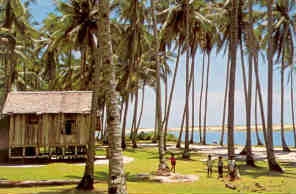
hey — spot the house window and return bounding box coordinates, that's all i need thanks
[27,115,38,124]
[65,120,75,135]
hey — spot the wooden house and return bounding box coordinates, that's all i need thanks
[0,117,9,162]
[2,91,93,159]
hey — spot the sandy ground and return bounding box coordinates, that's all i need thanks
[137,143,296,162]
[0,156,134,168]
[1,144,295,168]
[75,156,134,166]
[136,124,295,132]
[167,144,296,162]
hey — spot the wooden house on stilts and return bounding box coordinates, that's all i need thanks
[1,91,94,160]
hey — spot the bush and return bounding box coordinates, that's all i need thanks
[166,133,177,141]
[137,131,153,140]
[125,131,177,142]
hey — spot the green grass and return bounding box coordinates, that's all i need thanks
[0,146,296,194]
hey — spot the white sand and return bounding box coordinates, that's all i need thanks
[75,156,134,166]
[167,144,296,162]
[0,156,134,168]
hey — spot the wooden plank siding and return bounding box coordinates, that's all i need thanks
[9,114,90,148]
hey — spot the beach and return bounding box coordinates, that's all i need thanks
[137,124,295,133]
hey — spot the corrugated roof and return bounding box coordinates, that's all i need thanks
[2,91,93,114]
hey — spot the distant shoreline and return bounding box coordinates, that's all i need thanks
[136,124,295,133]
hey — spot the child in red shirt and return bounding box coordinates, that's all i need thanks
[170,153,176,173]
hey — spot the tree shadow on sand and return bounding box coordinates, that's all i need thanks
[238,163,296,179]
[66,171,155,183]
[35,188,106,194]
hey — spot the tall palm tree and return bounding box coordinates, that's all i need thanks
[162,44,181,150]
[121,95,129,150]
[254,83,263,146]
[243,0,256,166]
[220,56,230,146]
[97,0,127,192]
[266,0,283,172]
[200,23,217,145]
[202,52,210,145]
[150,0,167,170]
[0,0,38,109]
[227,0,239,159]
[271,0,295,152]
[198,53,205,143]
[290,71,296,148]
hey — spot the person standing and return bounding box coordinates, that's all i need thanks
[228,155,236,181]
[170,153,176,173]
[207,155,213,177]
[218,156,224,178]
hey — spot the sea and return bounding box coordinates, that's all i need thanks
[169,130,296,146]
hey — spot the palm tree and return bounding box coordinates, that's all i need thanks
[271,0,295,152]
[182,0,193,159]
[220,56,230,146]
[202,52,210,145]
[266,0,283,172]
[50,0,99,90]
[227,0,239,159]
[97,0,127,192]
[121,95,129,149]
[190,54,195,144]
[200,23,217,145]
[150,0,167,170]
[0,0,38,109]
[254,83,263,146]
[162,44,181,150]
[290,71,296,148]
[198,53,205,143]
[243,0,256,166]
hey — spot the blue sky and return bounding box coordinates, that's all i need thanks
[27,0,294,129]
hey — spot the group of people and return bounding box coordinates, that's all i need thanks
[169,153,240,181]
[207,155,240,180]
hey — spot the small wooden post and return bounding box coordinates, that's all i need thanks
[62,146,65,159]
[36,147,39,158]
[74,145,78,159]
[8,148,11,158]
[22,147,25,157]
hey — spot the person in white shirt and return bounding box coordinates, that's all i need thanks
[228,155,236,181]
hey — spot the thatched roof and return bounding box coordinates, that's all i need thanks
[2,91,93,114]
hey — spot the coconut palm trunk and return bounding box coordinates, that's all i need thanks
[244,0,255,166]
[97,0,128,192]
[77,89,97,190]
[220,56,230,146]
[131,91,139,147]
[290,72,296,148]
[150,0,167,170]
[183,49,191,158]
[280,54,290,152]
[176,107,186,148]
[177,51,195,154]
[227,0,239,159]
[254,83,263,146]
[199,53,205,143]
[202,53,211,145]
[182,59,196,155]
[245,53,255,166]
[133,84,146,148]
[121,95,129,149]
[239,41,248,155]
[163,45,181,150]
[266,0,283,172]
[190,54,196,144]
